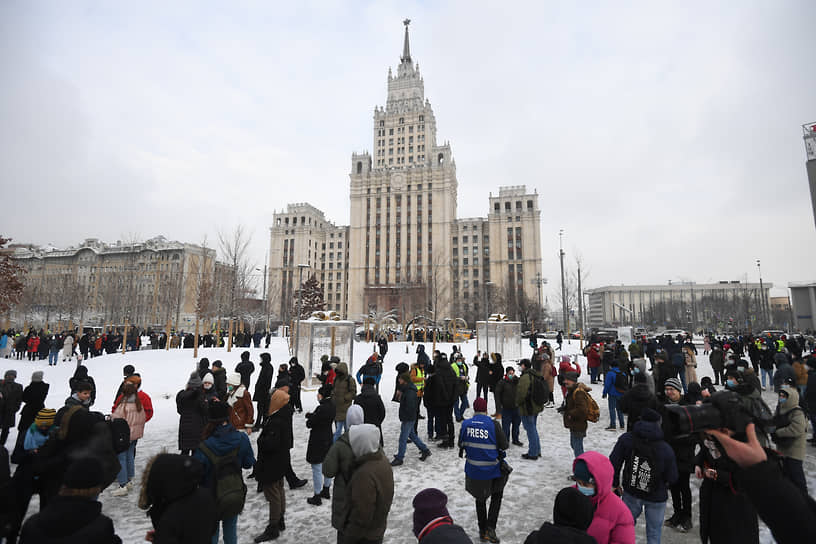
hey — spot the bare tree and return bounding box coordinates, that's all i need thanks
[0,236,25,315]
[218,226,254,319]
[427,250,452,330]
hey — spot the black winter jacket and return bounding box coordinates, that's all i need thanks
[354,384,386,427]
[424,364,458,409]
[19,495,122,543]
[494,375,519,412]
[609,419,678,503]
[619,384,659,432]
[254,409,292,484]
[419,521,472,543]
[398,382,419,422]
[175,387,208,451]
[235,354,255,389]
[306,398,336,464]
[18,381,49,431]
[524,523,597,544]
[253,360,274,403]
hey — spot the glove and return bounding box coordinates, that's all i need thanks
[602,394,607,399]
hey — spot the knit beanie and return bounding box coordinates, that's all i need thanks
[35,408,56,427]
[4,370,16,380]
[641,408,661,423]
[202,372,214,384]
[573,459,594,484]
[412,488,451,538]
[31,370,44,383]
[553,487,594,530]
[473,397,488,413]
[664,377,683,393]
[63,457,104,490]
[226,372,242,386]
[187,371,202,389]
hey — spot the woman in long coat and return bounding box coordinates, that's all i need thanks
[305,386,336,505]
[176,372,208,455]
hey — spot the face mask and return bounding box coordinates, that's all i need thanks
[779,397,787,404]
[577,484,595,497]
[204,383,212,389]
[726,379,737,389]
[633,367,640,374]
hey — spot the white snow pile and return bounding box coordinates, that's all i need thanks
[2,338,812,543]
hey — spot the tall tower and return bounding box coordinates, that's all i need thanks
[804,122,816,231]
[348,20,458,320]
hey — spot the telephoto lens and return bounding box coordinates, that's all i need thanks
[663,390,774,439]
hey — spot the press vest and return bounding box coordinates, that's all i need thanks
[412,366,425,393]
[461,414,501,480]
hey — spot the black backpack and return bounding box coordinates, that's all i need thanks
[623,437,659,498]
[108,418,131,454]
[199,444,247,520]
[614,371,629,394]
[528,373,549,407]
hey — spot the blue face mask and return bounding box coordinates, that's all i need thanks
[633,367,640,374]
[779,396,787,404]
[577,484,595,497]
[726,379,737,389]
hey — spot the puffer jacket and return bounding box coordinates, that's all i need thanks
[111,396,147,441]
[563,383,593,434]
[772,386,808,461]
[19,495,122,544]
[332,363,357,421]
[494,374,519,412]
[574,451,635,544]
[323,431,355,530]
[619,384,659,432]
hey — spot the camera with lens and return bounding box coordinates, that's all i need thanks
[663,389,774,439]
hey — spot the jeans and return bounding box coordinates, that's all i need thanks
[211,515,237,544]
[333,420,347,442]
[117,440,137,486]
[760,368,773,388]
[623,492,667,544]
[454,393,469,420]
[501,408,520,443]
[396,420,428,459]
[569,431,584,458]
[589,366,600,383]
[48,351,58,365]
[521,414,540,457]
[607,396,624,428]
[311,463,332,495]
[426,407,437,439]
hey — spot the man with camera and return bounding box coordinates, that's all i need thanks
[660,378,695,533]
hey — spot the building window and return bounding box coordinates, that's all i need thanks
[527,200,533,209]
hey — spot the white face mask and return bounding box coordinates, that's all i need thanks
[203,383,212,389]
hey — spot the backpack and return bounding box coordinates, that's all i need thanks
[108,418,131,454]
[528,373,549,407]
[614,371,629,394]
[582,389,600,423]
[199,444,247,520]
[623,436,659,499]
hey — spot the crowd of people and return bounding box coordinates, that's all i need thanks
[0,331,815,543]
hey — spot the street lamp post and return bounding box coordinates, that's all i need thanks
[756,260,766,326]
[256,263,268,332]
[483,281,493,355]
[559,229,567,333]
[294,263,310,356]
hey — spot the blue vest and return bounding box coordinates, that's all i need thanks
[460,414,501,480]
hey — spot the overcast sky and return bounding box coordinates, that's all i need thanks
[2,1,815,300]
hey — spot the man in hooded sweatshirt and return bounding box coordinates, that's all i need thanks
[771,385,808,495]
[572,452,635,544]
[253,353,275,430]
[235,351,255,390]
[323,404,366,543]
[610,408,678,544]
[332,362,357,442]
[524,486,597,544]
[343,423,394,544]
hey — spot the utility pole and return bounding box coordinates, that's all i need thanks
[559,229,567,333]
[577,261,584,348]
[756,260,766,327]
[483,281,493,354]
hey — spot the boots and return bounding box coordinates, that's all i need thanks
[278,515,285,532]
[306,494,322,506]
[320,486,331,499]
[253,525,280,543]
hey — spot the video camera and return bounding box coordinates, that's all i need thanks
[663,389,774,439]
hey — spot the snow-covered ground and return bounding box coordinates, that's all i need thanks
[3,338,813,543]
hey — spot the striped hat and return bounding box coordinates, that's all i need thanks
[664,377,683,393]
[35,408,56,427]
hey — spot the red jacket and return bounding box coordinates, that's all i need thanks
[586,346,601,369]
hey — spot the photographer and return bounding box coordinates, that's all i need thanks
[660,378,696,533]
[706,424,816,544]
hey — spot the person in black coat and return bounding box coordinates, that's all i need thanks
[619,373,660,432]
[354,377,386,432]
[137,453,217,544]
[196,358,211,380]
[0,370,23,446]
[254,389,293,542]
[14,371,49,453]
[176,372,208,456]
[660,378,697,532]
[288,357,306,413]
[253,353,275,429]
[524,487,597,544]
[20,457,122,543]
[474,351,491,400]
[69,366,96,407]
[425,354,458,448]
[305,386,336,506]
[211,361,228,401]
[235,351,255,390]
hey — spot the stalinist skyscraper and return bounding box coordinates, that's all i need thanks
[269,21,542,324]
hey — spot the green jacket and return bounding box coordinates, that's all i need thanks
[323,431,355,530]
[516,368,544,416]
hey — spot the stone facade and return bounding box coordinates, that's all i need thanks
[268,22,542,323]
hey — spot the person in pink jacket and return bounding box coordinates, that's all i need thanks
[572,451,635,544]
